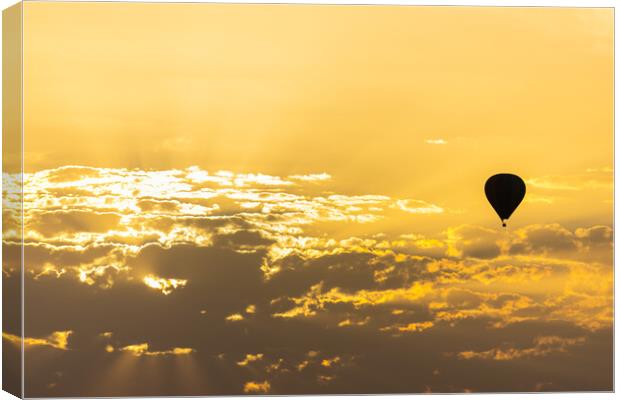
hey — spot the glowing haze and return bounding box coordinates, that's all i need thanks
[2,2,612,396]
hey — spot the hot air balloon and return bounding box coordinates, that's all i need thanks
[484,173,526,227]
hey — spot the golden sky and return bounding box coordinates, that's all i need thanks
[22,3,613,231]
[3,2,614,396]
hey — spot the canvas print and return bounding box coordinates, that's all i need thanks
[2,2,614,397]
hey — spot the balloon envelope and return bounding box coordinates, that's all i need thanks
[484,173,526,227]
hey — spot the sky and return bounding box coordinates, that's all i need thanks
[1,2,613,396]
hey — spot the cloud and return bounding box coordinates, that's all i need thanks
[243,380,271,393]
[119,343,195,356]
[20,166,447,253]
[11,166,613,395]
[320,356,341,367]
[575,225,613,248]
[456,335,586,361]
[396,199,444,214]
[44,166,102,183]
[143,275,188,295]
[288,173,331,182]
[272,280,435,320]
[237,353,264,366]
[509,224,577,255]
[136,199,181,214]
[508,224,612,263]
[225,314,245,322]
[3,331,72,350]
[395,321,434,332]
[27,210,122,237]
[425,139,447,145]
[337,317,369,327]
[445,225,501,259]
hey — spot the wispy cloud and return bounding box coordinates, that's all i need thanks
[425,139,447,145]
[396,199,444,214]
[3,331,73,350]
[119,343,195,356]
[455,336,586,361]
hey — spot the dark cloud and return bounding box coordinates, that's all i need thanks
[20,237,613,396]
[446,225,501,259]
[576,225,613,245]
[509,224,578,255]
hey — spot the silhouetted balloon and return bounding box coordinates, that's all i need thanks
[484,173,526,227]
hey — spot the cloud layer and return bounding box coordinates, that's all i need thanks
[2,166,612,396]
